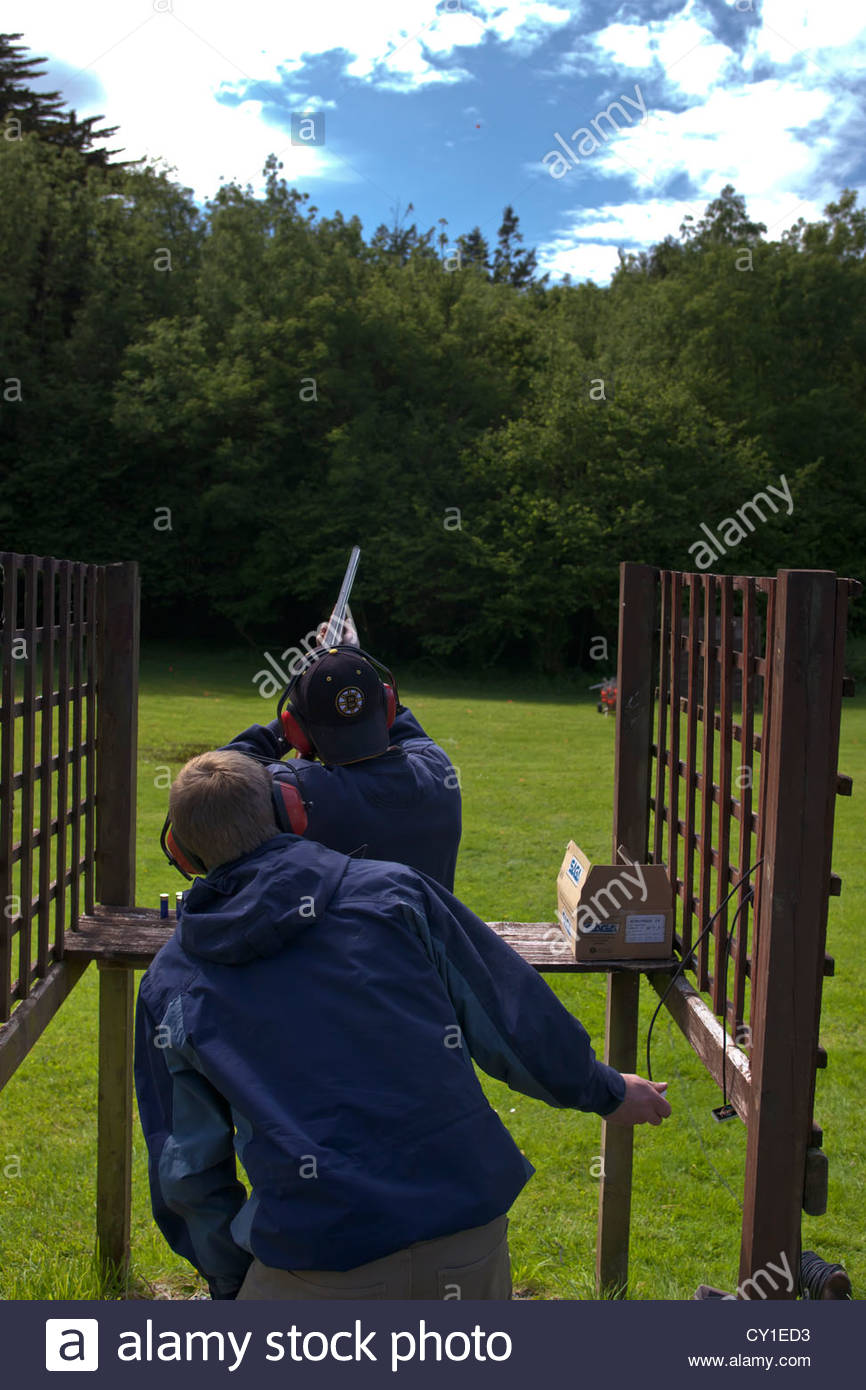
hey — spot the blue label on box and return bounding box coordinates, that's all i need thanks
[581,921,618,935]
[567,857,583,885]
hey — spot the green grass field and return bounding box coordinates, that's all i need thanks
[0,642,863,1300]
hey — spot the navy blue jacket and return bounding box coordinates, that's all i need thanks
[221,706,461,890]
[134,836,626,1296]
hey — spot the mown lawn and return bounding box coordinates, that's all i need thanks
[0,642,863,1300]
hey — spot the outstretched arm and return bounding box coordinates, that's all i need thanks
[402,876,627,1116]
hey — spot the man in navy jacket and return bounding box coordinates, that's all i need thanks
[135,751,670,1301]
[223,643,461,890]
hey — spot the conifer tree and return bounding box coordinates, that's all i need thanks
[0,32,124,166]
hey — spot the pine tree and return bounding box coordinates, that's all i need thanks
[679,184,766,247]
[455,225,491,273]
[0,32,124,166]
[490,205,548,288]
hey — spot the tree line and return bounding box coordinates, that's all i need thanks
[1,33,863,672]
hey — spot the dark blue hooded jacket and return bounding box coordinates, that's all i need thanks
[221,706,461,889]
[134,835,625,1297]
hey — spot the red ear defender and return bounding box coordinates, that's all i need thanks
[271,780,308,836]
[161,817,207,879]
[168,830,204,878]
[383,683,396,727]
[281,707,314,758]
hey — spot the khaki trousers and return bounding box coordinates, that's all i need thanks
[236,1215,511,1300]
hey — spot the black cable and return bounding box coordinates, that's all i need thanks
[718,889,753,1108]
[646,857,764,1081]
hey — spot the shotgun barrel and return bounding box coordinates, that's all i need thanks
[322,546,361,647]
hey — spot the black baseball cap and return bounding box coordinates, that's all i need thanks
[291,647,390,765]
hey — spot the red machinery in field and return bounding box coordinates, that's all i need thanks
[592,679,617,715]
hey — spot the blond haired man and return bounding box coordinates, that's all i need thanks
[135,751,670,1300]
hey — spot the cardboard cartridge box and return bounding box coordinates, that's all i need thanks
[556,841,674,961]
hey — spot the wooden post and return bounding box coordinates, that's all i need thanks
[96,963,135,1279]
[596,971,640,1295]
[95,562,139,907]
[94,562,140,1276]
[596,563,657,1296]
[739,571,838,1297]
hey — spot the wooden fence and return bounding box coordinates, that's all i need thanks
[596,564,859,1296]
[0,553,139,1264]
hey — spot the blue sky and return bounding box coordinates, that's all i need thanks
[10,0,866,283]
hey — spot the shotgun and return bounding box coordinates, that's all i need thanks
[321,546,361,647]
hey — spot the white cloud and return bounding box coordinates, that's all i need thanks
[744,0,866,67]
[581,0,736,97]
[588,21,654,70]
[8,0,576,192]
[535,185,834,287]
[536,237,622,285]
[533,76,837,204]
[532,0,866,285]
[609,80,837,194]
[10,2,360,192]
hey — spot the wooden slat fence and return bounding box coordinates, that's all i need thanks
[596,563,859,1298]
[0,555,138,1092]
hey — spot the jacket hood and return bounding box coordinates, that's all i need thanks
[177,834,349,965]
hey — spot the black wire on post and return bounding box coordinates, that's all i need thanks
[718,889,753,1109]
[646,857,764,1082]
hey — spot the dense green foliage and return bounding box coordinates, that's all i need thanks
[1,36,864,670]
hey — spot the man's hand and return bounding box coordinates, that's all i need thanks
[605,1075,671,1127]
[316,615,359,647]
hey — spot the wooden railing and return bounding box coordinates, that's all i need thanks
[596,564,859,1297]
[0,553,139,1266]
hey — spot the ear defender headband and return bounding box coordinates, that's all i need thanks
[160,818,206,880]
[160,776,309,880]
[277,644,398,759]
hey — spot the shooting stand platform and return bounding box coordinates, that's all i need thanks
[62,909,679,974]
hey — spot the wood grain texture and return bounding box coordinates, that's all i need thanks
[94,563,140,909]
[96,964,134,1272]
[0,959,89,1093]
[739,571,839,1296]
[65,908,681,973]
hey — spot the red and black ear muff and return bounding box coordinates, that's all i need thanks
[359,651,399,725]
[277,655,320,757]
[279,704,315,758]
[160,815,207,880]
[271,778,308,836]
[383,683,397,727]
